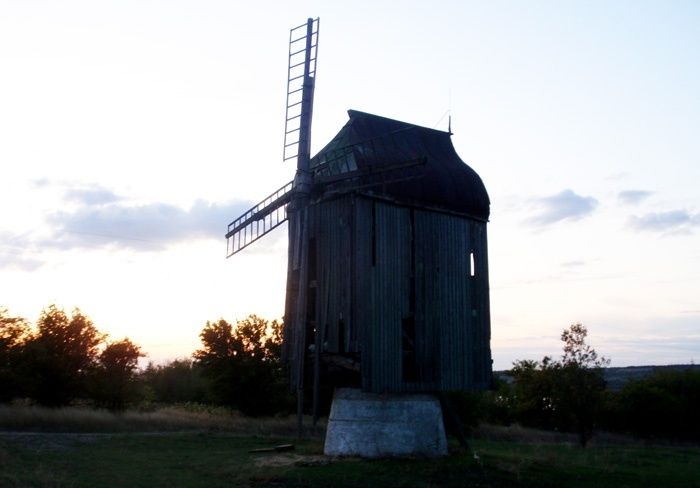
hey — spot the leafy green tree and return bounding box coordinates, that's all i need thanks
[24,305,105,406]
[511,323,609,446]
[90,338,144,410]
[0,307,31,402]
[193,315,291,416]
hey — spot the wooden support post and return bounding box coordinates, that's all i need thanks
[438,392,470,451]
[312,322,321,426]
[293,208,309,439]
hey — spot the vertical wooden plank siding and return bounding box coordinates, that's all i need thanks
[310,197,354,354]
[353,197,374,389]
[414,210,471,391]
[470,221,492,389]
[369,201,410,392]
[290,195,492,394]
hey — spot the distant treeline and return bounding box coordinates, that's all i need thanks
[496,364,700,391]
[456,326,700,444]
[2,307,699,442]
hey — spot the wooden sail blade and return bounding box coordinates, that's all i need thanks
[225,181,294,257]
[283,18,319,163]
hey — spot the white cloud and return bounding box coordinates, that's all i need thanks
[0,232,42,271]
[527,189,598,226]
[64,187,124,206]
[50,199,253,251]
[628,209,700,233]
[618,190,653,205]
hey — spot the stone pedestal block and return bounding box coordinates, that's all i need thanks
[323,388,448,458]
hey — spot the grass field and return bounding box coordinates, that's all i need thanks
[1,406,699,487]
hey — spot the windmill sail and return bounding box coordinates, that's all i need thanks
[226,18,320,260]
[225,181,293,257]
[284,18,319,163]
[226,18,319,259]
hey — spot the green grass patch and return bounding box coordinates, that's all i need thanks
[1,407,698,487]
[1,431,698,488]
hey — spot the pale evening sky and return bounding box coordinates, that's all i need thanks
[1,1,698,369]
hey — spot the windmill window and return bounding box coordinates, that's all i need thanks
[470,251,476,277]
[345,152,358,172]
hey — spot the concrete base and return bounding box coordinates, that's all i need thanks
[323,388,448,458]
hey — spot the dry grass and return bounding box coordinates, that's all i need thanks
[0,404,325,437]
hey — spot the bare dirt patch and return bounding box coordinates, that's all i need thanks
[253,453,329,468]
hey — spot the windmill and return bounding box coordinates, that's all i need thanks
[226,18,493,449]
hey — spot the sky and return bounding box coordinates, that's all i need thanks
[1,1,698,370]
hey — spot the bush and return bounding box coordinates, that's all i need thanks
[481,376,516,426]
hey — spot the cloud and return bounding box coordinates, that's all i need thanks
[628,209,700,233]
[29,179,123,206]
[31,178,51,188]
[605,172,630,181]
[0,253,43,271]
[527,189,598,226]
[618,190,653,205]
[0,232,43,271]
[64,187,124,206]
[560,260,586,268]
[50,199,254,251]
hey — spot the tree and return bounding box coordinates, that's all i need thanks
[24,305,105,406]
[140,359,208,404]
[556,323,609,446]
[0,307,31,402]
[193,315,290,416]
[561,323,608,369]
[510,323,609,446]
[90,338,144,410]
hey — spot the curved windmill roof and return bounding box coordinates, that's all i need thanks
[310,110,490,220]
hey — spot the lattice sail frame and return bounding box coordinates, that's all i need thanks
[283,18,319,162]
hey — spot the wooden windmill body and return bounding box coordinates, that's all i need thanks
[226,19,492,424]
